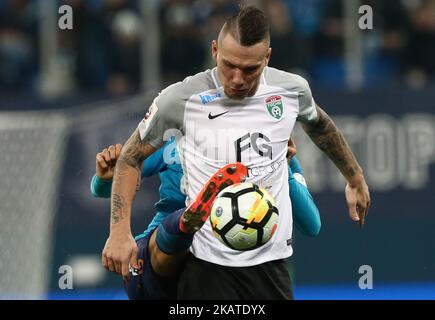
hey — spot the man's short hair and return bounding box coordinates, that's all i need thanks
[219,5,270,47]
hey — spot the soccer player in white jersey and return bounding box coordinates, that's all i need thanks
[101,6,371,299]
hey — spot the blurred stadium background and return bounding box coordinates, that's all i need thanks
[0,0,434,300]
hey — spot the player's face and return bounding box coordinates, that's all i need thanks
[212,35,271,100]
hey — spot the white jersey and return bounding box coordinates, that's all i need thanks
[138,67,318,267]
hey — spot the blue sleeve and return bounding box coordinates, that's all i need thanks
[141,145,167,178]
[90,147,165,197]
[290,156,303,175]
[288,164,321,237]
[90,175,112,198]
[91,139,175,197]
[141,138,179,178]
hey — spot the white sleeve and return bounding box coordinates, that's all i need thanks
[295,77,318,123]
[137,82,186,148]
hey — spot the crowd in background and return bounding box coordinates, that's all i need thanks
[1,0,435,99]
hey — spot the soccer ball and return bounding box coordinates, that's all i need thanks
[209,182,279,251]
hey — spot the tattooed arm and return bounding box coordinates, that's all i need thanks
[302,105,371,227]
[110,130,156,228]
[102,129,157,281]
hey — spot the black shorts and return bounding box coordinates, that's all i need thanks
[123,231,179,300]
[177,253,293,300]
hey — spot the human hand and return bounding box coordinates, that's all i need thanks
[345,177,371,228]
[95,144,123,180]
[286,138,297,162]
[102,231,139,282]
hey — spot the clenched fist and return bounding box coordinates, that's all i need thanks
[95,144,123,180]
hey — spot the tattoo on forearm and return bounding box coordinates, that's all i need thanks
[119,131,149,168]
[303,107,361,179]
[109,130,154,226]
[111,194,124,224]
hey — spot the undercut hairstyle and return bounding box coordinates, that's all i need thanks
[218,5,270,47]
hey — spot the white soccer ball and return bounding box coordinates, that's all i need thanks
[209,182,279,251]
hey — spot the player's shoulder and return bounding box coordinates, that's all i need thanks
[264,67,310,94]
[157,69,216,104]
[182,69,216,91]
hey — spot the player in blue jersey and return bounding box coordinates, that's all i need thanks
[91,138,320,299]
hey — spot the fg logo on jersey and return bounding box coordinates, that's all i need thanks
[265,95,283,120]
[235,132,272,162]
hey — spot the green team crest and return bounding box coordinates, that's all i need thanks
[265,95,283,120]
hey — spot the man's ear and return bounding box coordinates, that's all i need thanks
[265,47,272,66]
[211,40,218,61]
